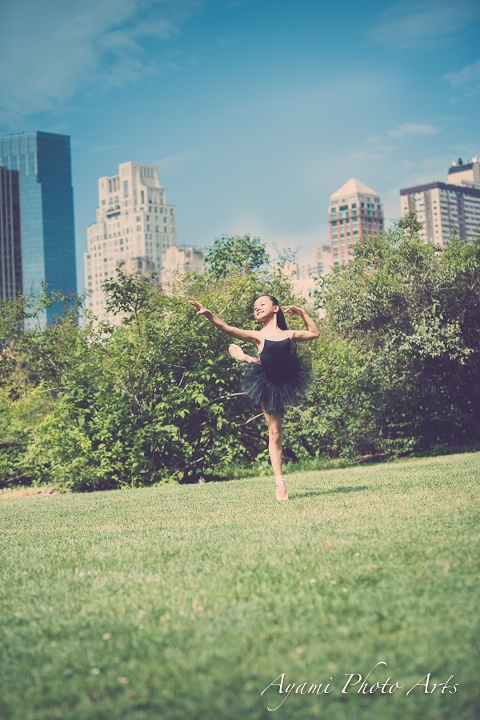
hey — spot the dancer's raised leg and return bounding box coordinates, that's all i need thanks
[263,408,288,500]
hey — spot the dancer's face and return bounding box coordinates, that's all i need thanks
[253,296,278,322]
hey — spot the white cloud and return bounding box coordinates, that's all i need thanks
[157,151,199,175]
[0,0,204,125]
[369,0,480,48]
[445,59,480,97]
[388,122,438,139]
[353,140,394,160]
[352,149,383,160]
[88,144,124,153]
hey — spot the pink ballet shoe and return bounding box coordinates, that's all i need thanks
[228,344,247,362]
[229,344,261,364]
[275,477,288,501]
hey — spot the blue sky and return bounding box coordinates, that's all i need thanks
[1,0,479,293]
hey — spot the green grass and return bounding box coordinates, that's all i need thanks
[216,456,356,481]
[1,453,479,720]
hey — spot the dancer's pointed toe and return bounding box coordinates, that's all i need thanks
[229,344,246,362]
[275,476,288,501]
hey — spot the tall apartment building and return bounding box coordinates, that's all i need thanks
[84,161,177,319]
[0,132,76,324]
[400,157,480,245]
[329,178,384,266]
[0,166,23,302]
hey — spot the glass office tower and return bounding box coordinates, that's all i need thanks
[0,131,76,324]
[0,165,23,301]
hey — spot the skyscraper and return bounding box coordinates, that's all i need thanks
[0,165,22,302]
[0,132,77,324]
[400,157,480,245]
[84,161,177,320]
[329,178,384,266]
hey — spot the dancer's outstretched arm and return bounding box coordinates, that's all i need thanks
[282,305,320,342]
[189,300,260,347]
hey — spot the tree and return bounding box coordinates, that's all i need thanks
[0,261,303,490]
[205,234,270,278]
[323,213,480,452]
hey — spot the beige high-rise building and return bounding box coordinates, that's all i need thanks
[400,157,480,245]
[163,245,205,275]
[328,178,384,266]
[295,244,332,298]
[84,161,177,319]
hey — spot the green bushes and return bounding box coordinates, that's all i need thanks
[321,214,480,454]
[2,222,480,491]
[0,261,299,490]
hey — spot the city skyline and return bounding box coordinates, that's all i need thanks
[1,0,479,294]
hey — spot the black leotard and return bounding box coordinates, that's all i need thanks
[240,335,313,415]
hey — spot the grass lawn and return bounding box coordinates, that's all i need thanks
[0,452,479,720]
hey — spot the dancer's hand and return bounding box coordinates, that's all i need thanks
[282,305,304,317]
[189,300,210,315]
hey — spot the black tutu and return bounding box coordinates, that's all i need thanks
[240,336,314,415]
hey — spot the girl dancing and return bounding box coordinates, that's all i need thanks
[188,295,319,500]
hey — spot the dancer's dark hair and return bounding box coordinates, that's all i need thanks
[256,295,288,330]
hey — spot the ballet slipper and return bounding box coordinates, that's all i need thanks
[229,345,260,364]
[229,344,247,362]
[275,476,288,501]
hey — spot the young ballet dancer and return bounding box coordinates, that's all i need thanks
[188,295,320,501]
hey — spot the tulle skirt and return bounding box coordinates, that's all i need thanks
[240,347,314,415]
